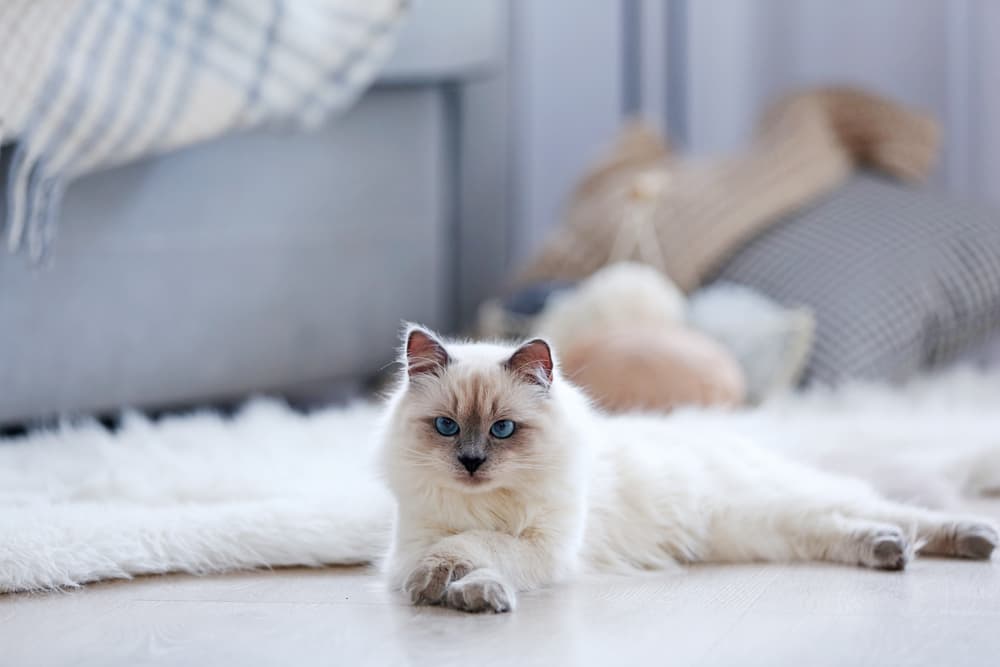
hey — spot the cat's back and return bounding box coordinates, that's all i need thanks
[592,409,765,466]
[582,409,799,570]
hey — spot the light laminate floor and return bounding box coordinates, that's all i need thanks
[3,555,999,667]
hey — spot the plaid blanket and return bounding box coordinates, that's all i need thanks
[0,0,404,259]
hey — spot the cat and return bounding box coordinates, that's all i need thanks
[378,325,999,613]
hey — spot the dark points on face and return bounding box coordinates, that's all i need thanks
[426,411,529,481]
[399,328,557,489]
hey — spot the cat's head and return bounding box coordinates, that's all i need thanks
[381,324,579,494]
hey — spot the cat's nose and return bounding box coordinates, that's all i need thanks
[458,454,486,475]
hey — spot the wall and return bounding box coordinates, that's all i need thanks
[506,0,625,259]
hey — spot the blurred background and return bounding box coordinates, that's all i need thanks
[2,0,999,427]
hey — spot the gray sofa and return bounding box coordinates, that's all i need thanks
[0,1,507,424]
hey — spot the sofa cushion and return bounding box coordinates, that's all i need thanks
[713,174,1000,385]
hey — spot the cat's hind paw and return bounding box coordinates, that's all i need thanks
[403,556,474,606]
[954,522,998,560]
[445,569,516,613]
[918,518,998,560]
[860,527,912,571]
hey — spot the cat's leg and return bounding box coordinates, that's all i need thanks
[708,499,996,569]
[701,450,997,568]
[403,530,569,613]
[772,511,916,570]
[404,550,515,613]
[847,500,999,560]
[700,497,918,570]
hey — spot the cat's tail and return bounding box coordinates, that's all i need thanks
[802,441,1000,511]
[946,445,1000,499]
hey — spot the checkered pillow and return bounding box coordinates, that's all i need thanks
[712,173,1000,385]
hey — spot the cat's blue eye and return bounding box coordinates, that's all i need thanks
[490,419,516,439]
[434,416,460,437]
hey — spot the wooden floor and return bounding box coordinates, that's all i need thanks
[3,556,999,667]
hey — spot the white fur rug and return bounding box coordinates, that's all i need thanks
[3,369,1000,594]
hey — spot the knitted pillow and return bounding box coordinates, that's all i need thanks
[713,173,1000,385]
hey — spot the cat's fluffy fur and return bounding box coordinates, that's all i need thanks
[379,325,999,613]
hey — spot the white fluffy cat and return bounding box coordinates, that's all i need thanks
[379,325,998,613]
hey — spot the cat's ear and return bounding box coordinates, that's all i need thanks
[506,338,554,388]
[403,324,450,378]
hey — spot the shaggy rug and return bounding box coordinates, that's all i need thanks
[2,368,1000,594]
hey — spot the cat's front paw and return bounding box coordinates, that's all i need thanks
[403,555,474,606]
[445,570,516,613]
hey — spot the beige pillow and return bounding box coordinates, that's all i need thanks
[560,325,746,413]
